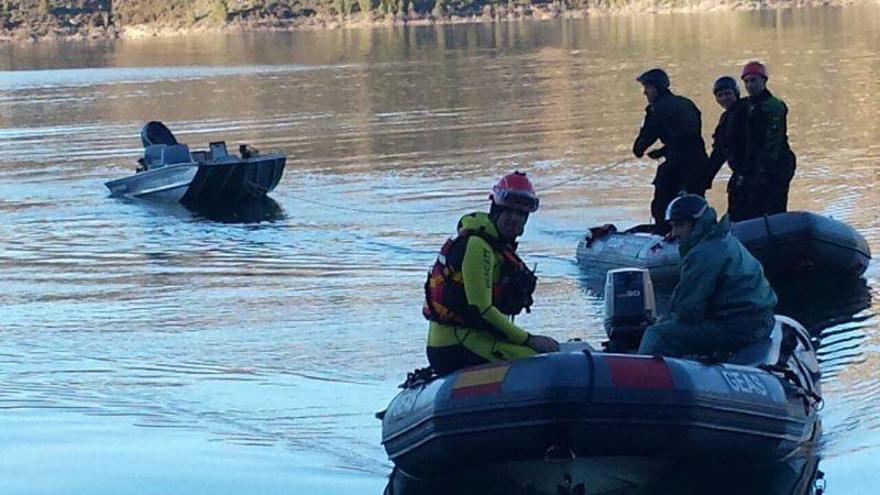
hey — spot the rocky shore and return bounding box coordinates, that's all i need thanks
[0,0,868,42]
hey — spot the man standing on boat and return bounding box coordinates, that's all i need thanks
[638,195,777,358]
[633,68,710,235]
[706,76,750,221]
[740,61,797,219]
[423,172,559,375]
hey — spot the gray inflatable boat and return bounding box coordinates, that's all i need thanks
[576,211,871,290]
[381,316,821,492]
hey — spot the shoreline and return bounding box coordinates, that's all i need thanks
[0,0,869,43]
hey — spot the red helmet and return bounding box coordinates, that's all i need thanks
[490,171,540,213]
[741,61,768,80]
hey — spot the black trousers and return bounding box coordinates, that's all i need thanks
[651,160,706,234]
[651,184,706,235]
[727,176,751,222]
[426,345,489,376]
[728,175,789,222]
[750,182,790,217]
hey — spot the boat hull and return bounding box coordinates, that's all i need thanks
[181,155,286,206]
[105,154,286,206]
[381,335,820,481]
[105,163,198,202]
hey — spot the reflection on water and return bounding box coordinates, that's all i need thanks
[0,4,879,495]
[111,195,286,224]
[189,196,286,224]
[385,454,824,495]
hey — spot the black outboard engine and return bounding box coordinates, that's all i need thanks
[141,121,178,148]
[604,268,657,352]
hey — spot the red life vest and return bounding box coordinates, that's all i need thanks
[422,231,536,334]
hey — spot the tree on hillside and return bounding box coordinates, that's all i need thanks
[100,0,112,27]
[358,0,374,15]
[212,0,229,24]
[38,0,52,16]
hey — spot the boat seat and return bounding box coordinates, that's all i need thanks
[142,144,192,170]
[209,141,230,161]
[143,145,165,169]
[162,144,192,165]
[726,320,783,367]
[141,121,178,148]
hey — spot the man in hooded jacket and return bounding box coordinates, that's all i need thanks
[638,195,777,358]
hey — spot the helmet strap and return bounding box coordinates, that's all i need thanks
[489,202,506,219]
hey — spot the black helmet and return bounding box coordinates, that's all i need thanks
[713,76,740,97]
[636,68,670,90]
[665,194,708,223]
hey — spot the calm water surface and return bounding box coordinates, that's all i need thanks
[1,5,879,494]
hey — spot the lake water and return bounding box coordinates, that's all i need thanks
[1,5,878,494]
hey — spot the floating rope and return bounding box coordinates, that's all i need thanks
[285,157,632,215]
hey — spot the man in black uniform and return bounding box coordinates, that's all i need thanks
[705,76,750,221]
[633,68,710,234]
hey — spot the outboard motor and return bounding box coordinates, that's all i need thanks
[604,268,657,352]
[141,121,178,148]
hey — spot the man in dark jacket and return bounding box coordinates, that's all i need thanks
[706,76,751,221]
[638,195,777,358]
[740,61,797,218]
[633,68,710,235]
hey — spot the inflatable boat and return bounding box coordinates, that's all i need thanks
[575,211,871,290]
[380,271,822,493]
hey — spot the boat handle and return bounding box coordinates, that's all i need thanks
[544,445,576,463]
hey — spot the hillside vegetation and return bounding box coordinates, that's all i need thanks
[0,0,862,40]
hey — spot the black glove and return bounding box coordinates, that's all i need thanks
[647,148,665,160]
[729,174,751,191]
[518,267,537,314]
[497,266,538,316]
[525,334,560,354]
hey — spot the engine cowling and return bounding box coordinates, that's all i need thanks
[604,268,657,352]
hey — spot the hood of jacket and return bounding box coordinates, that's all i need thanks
[457,212,501,242]
[679,207,729,256]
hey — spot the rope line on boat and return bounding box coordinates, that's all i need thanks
[284,158,632,215]
[758,362,824,412]
[537,157,631,193]
[285,193,485,214]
